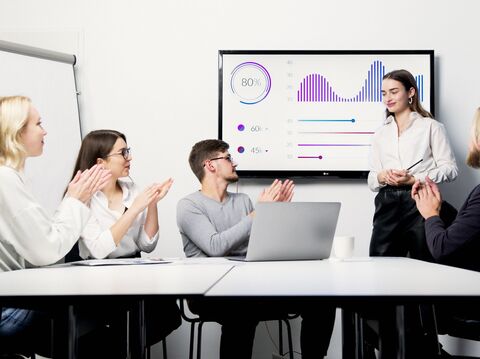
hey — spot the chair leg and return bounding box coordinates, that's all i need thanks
[354,313,365,359]
[418,304,442,357]
[278,320,284,356]
[189,322,196,359]
[197,321,204,359]
[162,337,167,359]
[281,319,294,359]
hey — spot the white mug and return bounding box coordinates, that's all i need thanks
[333,236,355,259]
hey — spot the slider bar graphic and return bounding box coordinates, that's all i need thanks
[298,131,374,134]
[298,119,356,122]
[298,144,371,147]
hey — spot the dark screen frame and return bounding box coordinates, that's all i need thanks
[218,50,435,179]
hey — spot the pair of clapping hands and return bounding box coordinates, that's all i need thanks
[411,176,442,219]
[258,179,294,203]
[130,178,174,214]
[66,164,173,211]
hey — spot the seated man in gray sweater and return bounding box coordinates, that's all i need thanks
[177,139,335,359]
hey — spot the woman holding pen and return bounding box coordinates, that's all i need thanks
[368,69,458,260]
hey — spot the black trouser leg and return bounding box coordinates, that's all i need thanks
[219,319,258,359]
[370,189,407,257]
[300,306,336,358]
[145,299,181,346]
[370,186,432,261]
[402,200,433,262]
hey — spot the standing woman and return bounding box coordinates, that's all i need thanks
[68,129,181,349]
[0,96,110,351]
[368,70,458,260]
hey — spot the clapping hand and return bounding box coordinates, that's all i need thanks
[66,164,112,203]
[258,179,295,202]
[277,179,294,202]
[131,178,174,214]
[150,178,174,204]
[411,176,442,219]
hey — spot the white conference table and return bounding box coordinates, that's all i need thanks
[206,257,480,358]
[0,259,234,359]
[206,257,480,297]
[0,259,233,297]
[2,257,480,359]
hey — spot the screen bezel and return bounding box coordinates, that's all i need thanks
[218,50,435,179]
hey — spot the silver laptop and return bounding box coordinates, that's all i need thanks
[237,202,341,261]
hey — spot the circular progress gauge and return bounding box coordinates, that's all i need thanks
[230,62,271,104]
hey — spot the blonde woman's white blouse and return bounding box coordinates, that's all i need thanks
[0,166,90,272]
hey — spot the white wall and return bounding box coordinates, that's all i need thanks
[1,0,480,357]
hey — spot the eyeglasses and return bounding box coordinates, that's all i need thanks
[203,154,234,167]
[105,147,131,160]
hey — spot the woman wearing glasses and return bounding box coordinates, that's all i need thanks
[68,129,180,353]
[69,129,173,259]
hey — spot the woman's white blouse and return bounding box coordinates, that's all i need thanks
[0,166,90,271]
[368,112,458,191]
[79,180,159,259]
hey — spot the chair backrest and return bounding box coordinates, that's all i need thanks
[434,304,480,357]
[0,307,37,358]
[444,315,480,341]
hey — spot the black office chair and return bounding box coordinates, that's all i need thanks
[0,323,37,358]
[435,305,480,359]
[179,299,297,359]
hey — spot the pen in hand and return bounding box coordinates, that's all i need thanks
[406,159,423,171]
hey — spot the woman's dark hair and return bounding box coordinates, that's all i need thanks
[383,69,433,119]
[66,129,126,192]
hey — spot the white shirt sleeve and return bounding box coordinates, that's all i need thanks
[414,122,458,183]
[0,167,90,267]
[79,214,117,259]
[368,133,387,192]
[134,210,159,253]
[135,227,159,253]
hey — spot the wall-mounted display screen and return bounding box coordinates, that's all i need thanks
[219,50,434,178]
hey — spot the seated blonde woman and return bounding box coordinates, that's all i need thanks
[0,96,110,355]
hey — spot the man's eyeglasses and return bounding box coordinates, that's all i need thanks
[203,154,233,167]
[105,147,131,160]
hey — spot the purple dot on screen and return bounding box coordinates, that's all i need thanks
[237,124,245,131]
[237,146,245,153]
[319,155,323,159]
